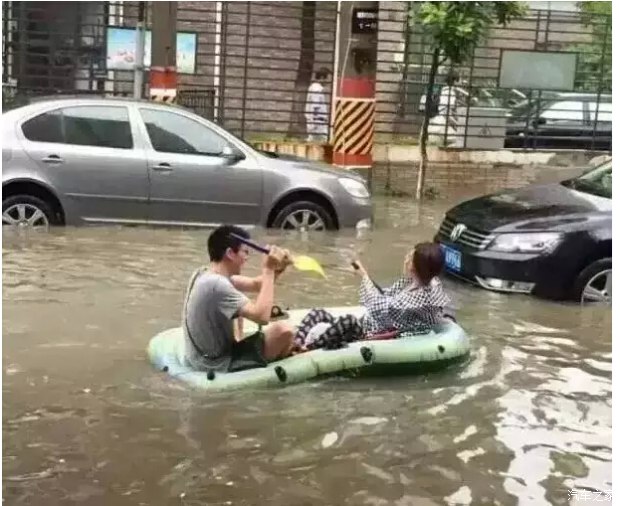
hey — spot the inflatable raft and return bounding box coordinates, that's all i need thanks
[148,306,470,391]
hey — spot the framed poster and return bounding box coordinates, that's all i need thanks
[106,27,197,74]
[499,50,577,91]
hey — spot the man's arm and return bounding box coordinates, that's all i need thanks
[238,269,275,325]
[231,250,291,293]
[231,274,262,293]
[231,269,286,293]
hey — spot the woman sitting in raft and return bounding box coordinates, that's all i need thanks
[294,242,453,350]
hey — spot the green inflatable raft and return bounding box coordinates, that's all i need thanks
[148,306,470,391]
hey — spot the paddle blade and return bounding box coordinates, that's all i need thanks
[293,255,326,278]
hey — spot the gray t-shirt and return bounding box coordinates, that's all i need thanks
[183,270,249,371]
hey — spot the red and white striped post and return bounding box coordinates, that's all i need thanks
[150,2,177,103]
[149,66,177,103]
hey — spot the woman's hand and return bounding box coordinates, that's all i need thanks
[403,251,414,277]
[351,260,368,278]
[290,343,308,355]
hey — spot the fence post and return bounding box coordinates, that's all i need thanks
[329,1,342,144]
[214,1,223,122]
[591,14,610,151]
[240,2,251,138]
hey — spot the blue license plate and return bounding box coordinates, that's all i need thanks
[441,244,462,272]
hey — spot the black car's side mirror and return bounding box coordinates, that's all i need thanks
[534,117,547,126]
[220,145,245,164]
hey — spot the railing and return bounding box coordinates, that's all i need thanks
[2,1,611,151]
[377,2,611,151]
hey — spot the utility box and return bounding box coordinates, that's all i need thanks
[464,107,508,150]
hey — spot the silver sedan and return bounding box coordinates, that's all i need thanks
[2,97,372,231]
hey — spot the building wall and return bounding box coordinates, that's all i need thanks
[4,2,604,144]
[118,1,337,137]
[218,2,336,137]
[375,2,409,139]
[370,149,602,197]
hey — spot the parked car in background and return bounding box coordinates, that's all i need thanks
[2,97,372,231]
[435,160,612,305]
[504,93,611,151]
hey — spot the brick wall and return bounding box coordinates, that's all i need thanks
[372,4,596,140]
[111,2,597,141]
[117,1,337,137]
[376,2,409,138]
[219,2,336,137]
[370,160,587,198]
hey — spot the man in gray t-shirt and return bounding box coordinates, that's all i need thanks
[183,225,295,373]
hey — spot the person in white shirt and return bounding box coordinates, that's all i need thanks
[305,67,331,142]
[428,69,465,147]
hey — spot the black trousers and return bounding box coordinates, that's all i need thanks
[294,308,364,350]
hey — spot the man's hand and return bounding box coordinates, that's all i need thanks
[275,249,293,275]
[263,246,286,272]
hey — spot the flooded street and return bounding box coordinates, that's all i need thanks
[3,196,612,506]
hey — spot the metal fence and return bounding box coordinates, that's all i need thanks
[376,2,611,151]
[2,1,611,151]
[2,1,338,142]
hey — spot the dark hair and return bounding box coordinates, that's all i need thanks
[413,242,445,286]
[445,68,460,86]
[315,67,331,80]
[207,225,250,262]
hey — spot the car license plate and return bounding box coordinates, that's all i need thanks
[441,244,462,272]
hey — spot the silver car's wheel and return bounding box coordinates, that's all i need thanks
[581,269,612,305]
[281,209,326,231]
[2,202,50,230]
[272,200,335,231]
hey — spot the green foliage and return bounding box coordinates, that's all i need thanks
[571,2,611,91]
[414,2,527,65]
[1,86,30,112]
[577,0,611,18]
[410,1,526,200]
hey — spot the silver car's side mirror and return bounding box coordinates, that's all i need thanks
[221,145,245,164]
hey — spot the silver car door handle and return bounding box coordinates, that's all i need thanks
[42,155,63,164]
[151,163,173,172]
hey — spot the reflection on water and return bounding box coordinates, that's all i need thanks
[3,197,611,505]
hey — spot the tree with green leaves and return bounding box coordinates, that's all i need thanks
[412,1,527,200]
[571,1,611,92]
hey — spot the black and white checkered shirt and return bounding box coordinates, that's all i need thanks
[359,275,450,335]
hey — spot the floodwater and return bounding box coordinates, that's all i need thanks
[3,196,612,506]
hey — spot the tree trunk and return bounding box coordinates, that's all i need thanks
[287,1,316,139]
[416,47,440,200]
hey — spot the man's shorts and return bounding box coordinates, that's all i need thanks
[228,331,268,372]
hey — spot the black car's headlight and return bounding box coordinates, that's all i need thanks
[488,232,562,253]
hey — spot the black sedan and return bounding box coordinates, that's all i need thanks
[435,160,612,304]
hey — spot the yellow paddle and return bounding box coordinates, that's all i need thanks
[230,233,326,278]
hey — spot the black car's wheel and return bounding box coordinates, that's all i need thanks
[272,200,335,231]
[2,194,58,230]
[573,258,612,305]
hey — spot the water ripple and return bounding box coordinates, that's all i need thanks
[2,199,611,506]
